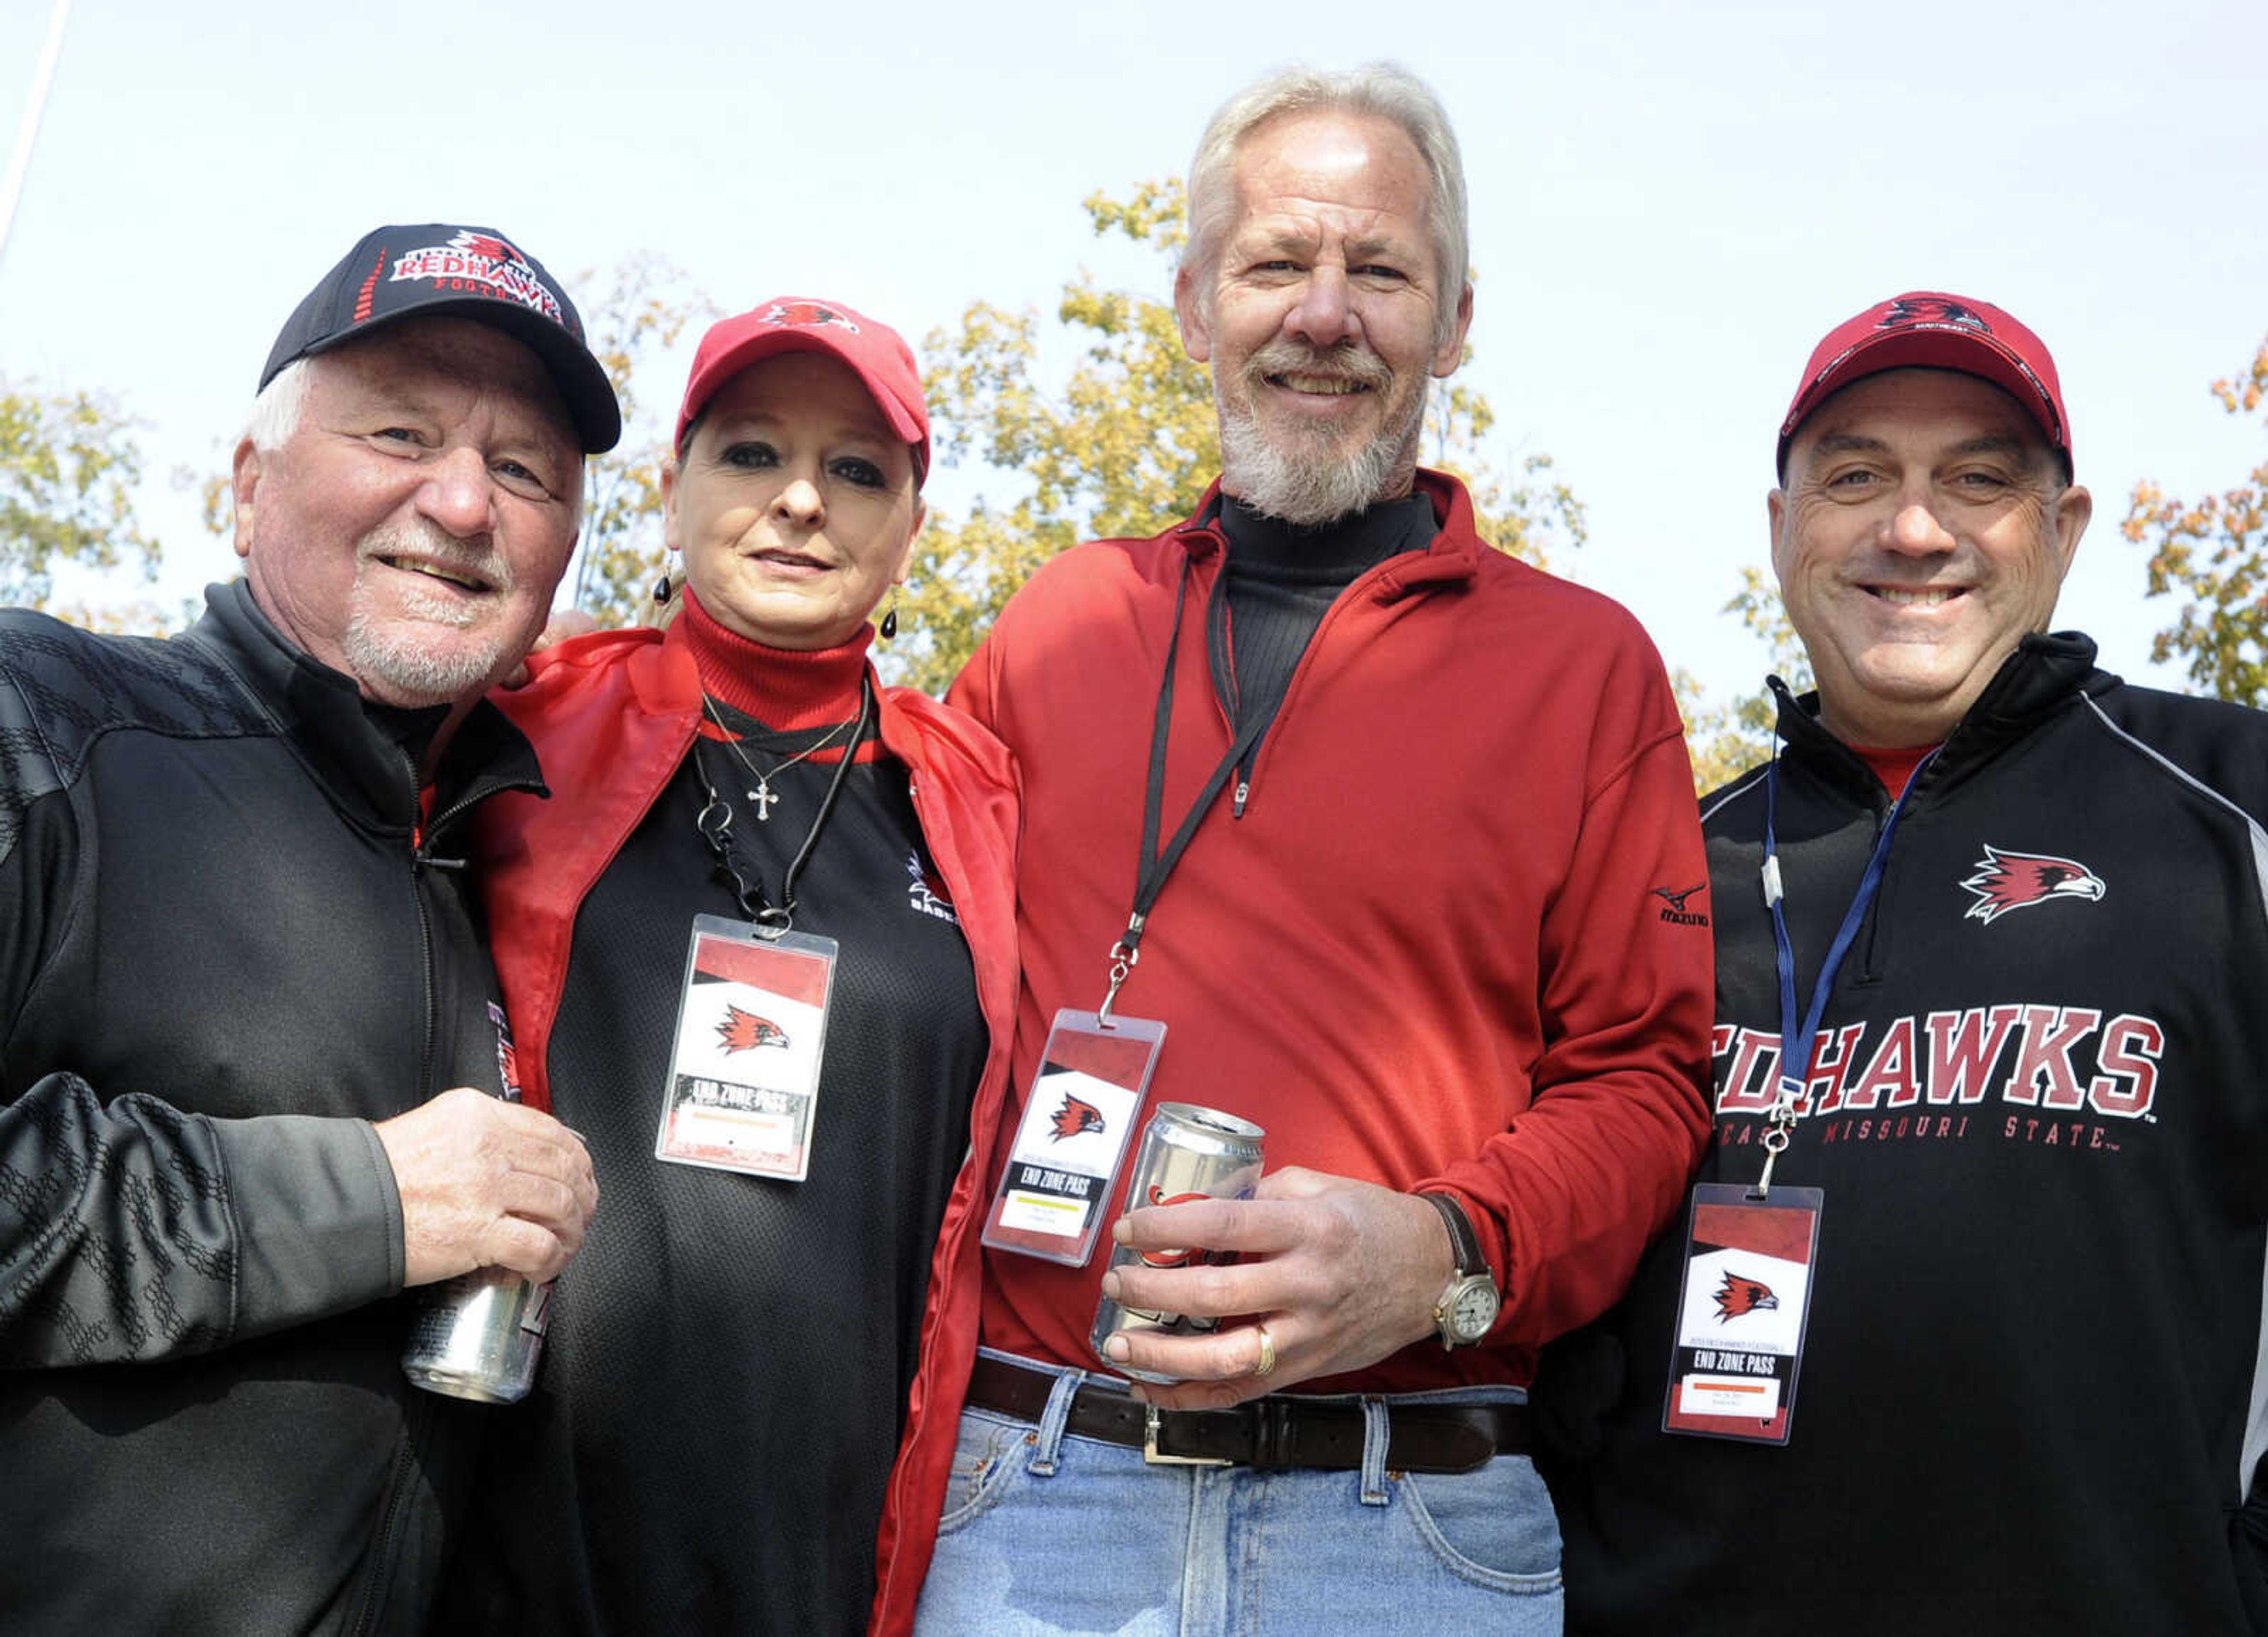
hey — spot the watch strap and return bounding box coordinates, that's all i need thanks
[1420,1190,1487,1279]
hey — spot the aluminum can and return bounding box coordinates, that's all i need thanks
[1090,1103,1265,1384]
[401,1270,553,1404]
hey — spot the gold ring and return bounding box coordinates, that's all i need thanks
[1252,1323,1278,1380]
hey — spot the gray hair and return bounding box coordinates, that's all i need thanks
[1182,63,1469,345]
[245,360,314,452]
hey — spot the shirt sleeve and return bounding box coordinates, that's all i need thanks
[2,781,402,1369]
[0,1074,404,1368]
[1416,664,1715,1350]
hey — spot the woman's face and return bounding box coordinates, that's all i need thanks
[663,351,924,650]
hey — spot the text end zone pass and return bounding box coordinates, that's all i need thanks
[1662,1183,1822,1446]
[982,1010,1165,1267]
[656,917,838,1182]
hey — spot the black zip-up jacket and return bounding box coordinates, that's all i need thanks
[1545,633,2268,1635]
[0,582,544,1636]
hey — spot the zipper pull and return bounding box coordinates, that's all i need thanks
[1232,777,1250,818]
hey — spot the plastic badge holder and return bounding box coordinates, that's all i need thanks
[981,1010,1166,1267]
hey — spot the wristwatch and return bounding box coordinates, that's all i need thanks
[1420,1191,1501,1349]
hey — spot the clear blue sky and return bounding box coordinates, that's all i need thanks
[4,0,2262,710]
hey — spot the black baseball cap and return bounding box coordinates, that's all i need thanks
[259,223,621,452]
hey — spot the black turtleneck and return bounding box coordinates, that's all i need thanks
[1208,491,1438,733]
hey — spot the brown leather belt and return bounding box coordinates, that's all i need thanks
[965,1354,1527,1475]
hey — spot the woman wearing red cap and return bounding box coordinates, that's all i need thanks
[436,299,1018,1636]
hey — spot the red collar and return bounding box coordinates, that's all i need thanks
[1849,741,1941,800]
[677,589,870,729]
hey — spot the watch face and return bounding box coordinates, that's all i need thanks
[1450,1281,1500,1341]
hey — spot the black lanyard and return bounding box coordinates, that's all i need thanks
[1096,557,1291,1022]
[692,674,872,935]
[1752,742,1937,1192]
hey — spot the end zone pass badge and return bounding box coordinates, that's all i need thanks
[1662,1183,1823,1446]
[656,915,839,1182]
[982,1010,1164,1267]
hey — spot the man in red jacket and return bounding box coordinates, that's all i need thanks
[872,63,1712,1637]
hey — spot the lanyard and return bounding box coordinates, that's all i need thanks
[1096,556,1288,1023]
[1753,741,1937,1195]
[692,674,872,937]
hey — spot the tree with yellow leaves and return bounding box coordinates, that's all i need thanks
[2124,338,2268,703]
[2,380,159,612]
[1675,567,1811,791]
[559,256,716,628]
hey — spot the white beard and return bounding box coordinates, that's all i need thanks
[1213,341,1426,527]
[341,522,519,705]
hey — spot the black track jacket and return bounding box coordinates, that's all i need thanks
[0,582,543,1635]
[1548,632,2268,1636]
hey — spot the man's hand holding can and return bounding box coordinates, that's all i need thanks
[1099,1167,1457,1410]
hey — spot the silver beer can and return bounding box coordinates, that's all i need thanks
[1091,1102,1265,1384]
[401,1269,553,1404]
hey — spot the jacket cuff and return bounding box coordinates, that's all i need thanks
[210,1114,405,1338]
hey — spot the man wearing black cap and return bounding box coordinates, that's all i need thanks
[0,223,614,1635]
[1542,294,2268,1635]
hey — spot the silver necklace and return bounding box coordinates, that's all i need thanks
[700,696,856,821]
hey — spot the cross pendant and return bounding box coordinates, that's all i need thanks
[749,782,779,821]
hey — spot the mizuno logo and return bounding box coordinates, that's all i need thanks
[1655,882,1710,927]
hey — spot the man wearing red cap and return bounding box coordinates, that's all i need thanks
[1542,293,2268,1634]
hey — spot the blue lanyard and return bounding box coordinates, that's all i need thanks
[1754,744,1937,1191]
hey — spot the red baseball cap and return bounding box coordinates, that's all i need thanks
[1777,292,2069,477]
[675,296,930,483]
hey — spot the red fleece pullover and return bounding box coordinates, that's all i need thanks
[868,469,1712,1635]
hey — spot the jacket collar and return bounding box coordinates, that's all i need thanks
[1771,631,2117,803]
[181,580,545,838]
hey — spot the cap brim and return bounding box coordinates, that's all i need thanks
[302,298,621,454]
[685,328,926,448]
[1779,331,2062,474]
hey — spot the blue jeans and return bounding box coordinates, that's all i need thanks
[912,1349,1562,1636]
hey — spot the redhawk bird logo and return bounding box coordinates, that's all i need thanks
[1712,1270,1780,1322]
[761,300,859,334]
[447,230,529,267]
[1959,846,2106,925]
[715,1005,788,1054]
[1048,1093,1105,1141]
[1879,295,1989,334]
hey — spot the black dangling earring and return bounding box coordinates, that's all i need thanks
[879,596,898,641]
[653,569,674,606]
